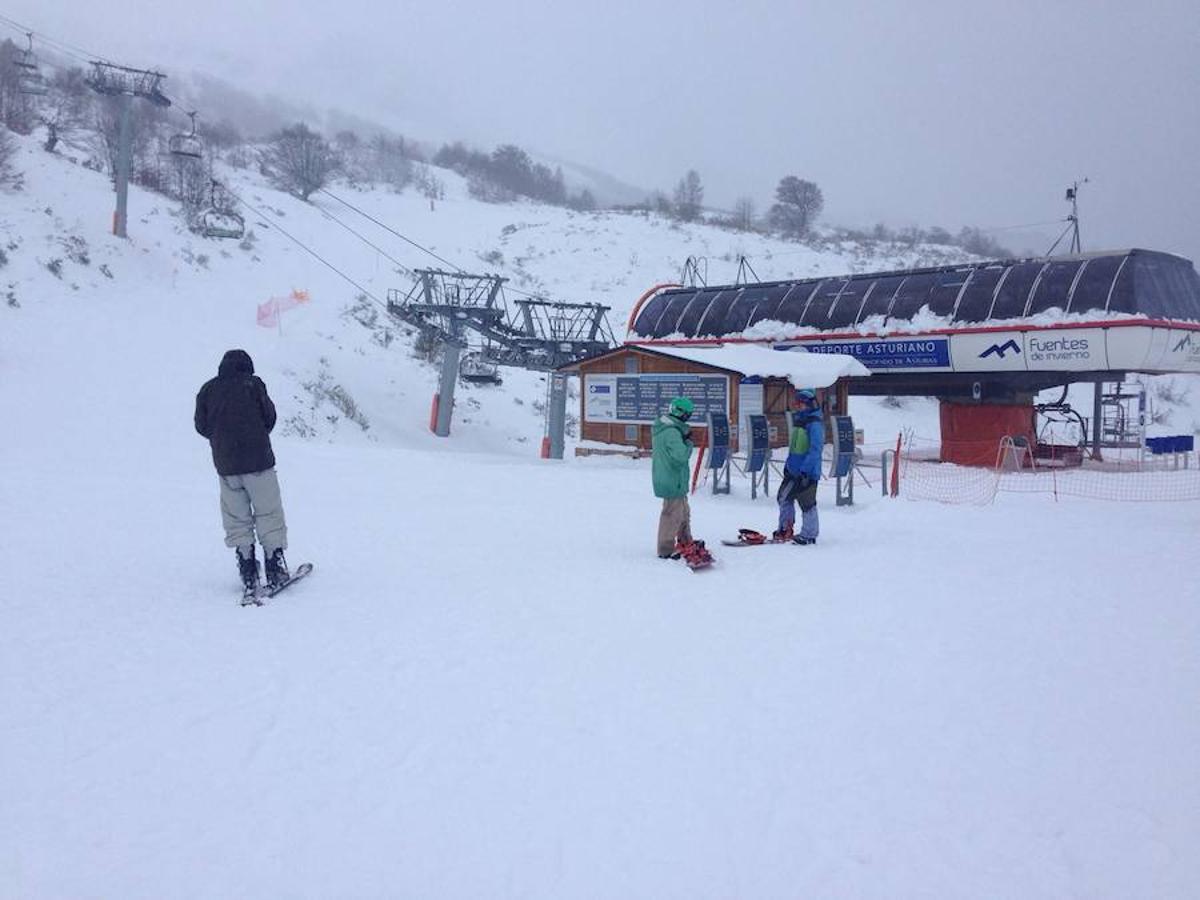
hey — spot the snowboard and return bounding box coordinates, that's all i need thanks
[676,541,715,571]
[241,562,314,606]
[720,528,814,548]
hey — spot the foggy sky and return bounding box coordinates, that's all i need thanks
[9,0,1200,265]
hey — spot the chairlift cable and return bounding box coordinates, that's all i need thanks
[318,188,465,274]
[223,186,391,315]
[312,201,415,277]
[317,187,579,305]
[0,13,113,66]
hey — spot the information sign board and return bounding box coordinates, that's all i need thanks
[583,373,729,424]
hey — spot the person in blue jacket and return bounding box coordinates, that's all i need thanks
[774,387,825,545]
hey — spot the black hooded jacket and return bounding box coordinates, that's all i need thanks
[194,349,277,476]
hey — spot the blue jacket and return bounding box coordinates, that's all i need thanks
[785,410,824,480]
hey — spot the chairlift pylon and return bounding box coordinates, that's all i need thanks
[170,111,204,159]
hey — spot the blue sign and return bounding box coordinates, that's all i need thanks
[746,414,769,473]
[804,338,950,369]
[707,412,730,469]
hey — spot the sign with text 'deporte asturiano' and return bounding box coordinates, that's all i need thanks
[583,373,730,424]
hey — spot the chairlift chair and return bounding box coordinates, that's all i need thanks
[14,33,48,95]
[192,179,245,240]
[1034,397,1088,466]
[14,33,38,70]
[459,351,503,385]
[198,209,246,240]
[169,111,204,160]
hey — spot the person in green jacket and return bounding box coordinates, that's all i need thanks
[652,396,696,557]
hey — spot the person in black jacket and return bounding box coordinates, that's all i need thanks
[194,349,289,596]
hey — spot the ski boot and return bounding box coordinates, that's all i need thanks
[237,546,261,606]
[792,535,817,546]
[771,526,793,543]
[264,547,289,590]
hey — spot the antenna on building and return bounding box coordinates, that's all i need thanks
[734,256,759,285]
[681,256,707,287]
[1045,177,1089,256]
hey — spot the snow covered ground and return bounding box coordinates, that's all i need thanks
[2,133,1199,897]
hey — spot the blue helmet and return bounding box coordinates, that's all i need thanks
[794,388,818,407]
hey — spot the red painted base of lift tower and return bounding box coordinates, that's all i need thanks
[939,402,1036,467]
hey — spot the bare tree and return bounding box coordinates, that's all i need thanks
[672,169,703,222]
[367,134,413,190]
[569,188,597,211]
[733,195,756,231]
[259,122,340,201]
[768,175,823,238]
[91,94,169,189]
[39,66,89,153]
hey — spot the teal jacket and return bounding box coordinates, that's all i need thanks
[651,414,693,498]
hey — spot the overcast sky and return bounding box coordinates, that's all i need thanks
[8,0,1200,262]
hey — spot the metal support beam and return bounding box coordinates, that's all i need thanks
[113,93,133,238]
[433,340,462,437]
[1092,378,1103,461]
[547,373,567,459]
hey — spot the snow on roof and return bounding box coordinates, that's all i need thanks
[650,344,869,387]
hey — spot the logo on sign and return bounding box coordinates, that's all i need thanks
[589,384,611,394]
[1173,334,1195,353]
[979,339,1021,360]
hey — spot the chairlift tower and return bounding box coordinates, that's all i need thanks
[386,269,615,452]
[85,61,171,238]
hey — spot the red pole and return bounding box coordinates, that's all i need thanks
[690,434,707,494]
[429,393,440,433]
[890,432,902,497]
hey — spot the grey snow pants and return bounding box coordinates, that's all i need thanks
[219,468,288,556]
[777,472,819,540]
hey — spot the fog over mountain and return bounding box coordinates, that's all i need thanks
[8,0,1199,263]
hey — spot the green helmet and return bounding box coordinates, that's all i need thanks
[669,396,695,419]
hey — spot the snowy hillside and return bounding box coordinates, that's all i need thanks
[2,132,1199,898]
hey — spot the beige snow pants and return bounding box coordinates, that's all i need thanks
[657,496,693,557]
[219,468,287,556]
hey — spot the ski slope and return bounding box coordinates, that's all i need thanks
[2,132,1199,898]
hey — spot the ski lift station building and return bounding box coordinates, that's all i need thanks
[605,248,1200,464]
[562,342,868,454]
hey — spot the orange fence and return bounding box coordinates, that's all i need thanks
[887,434,1200,504]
